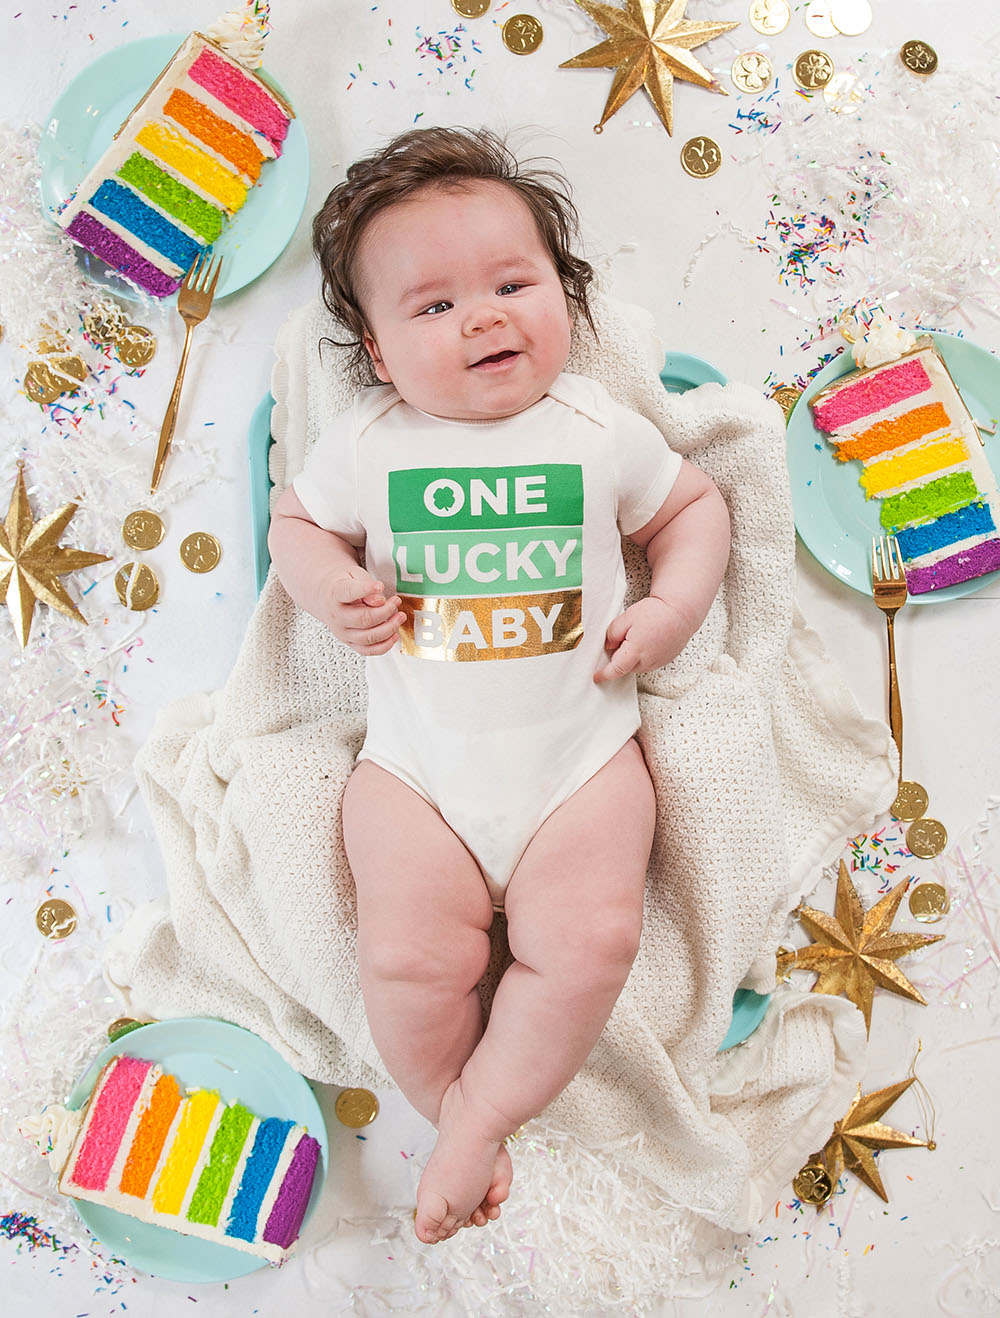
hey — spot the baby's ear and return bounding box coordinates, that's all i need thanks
[363,330,392,384]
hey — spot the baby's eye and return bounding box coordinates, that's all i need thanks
[497,283,523,296]
[420,301,452,316]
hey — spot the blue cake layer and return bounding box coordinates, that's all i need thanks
[89,178,203,271]
[225,1117,293,1242]
[895,499,996,560]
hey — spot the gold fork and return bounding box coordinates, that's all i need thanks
[150,253,223,493]
[871,534,907,781]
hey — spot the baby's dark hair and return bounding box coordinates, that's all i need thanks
[311,126,598,385]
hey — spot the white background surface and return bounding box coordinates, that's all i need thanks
[3,0,999,1313]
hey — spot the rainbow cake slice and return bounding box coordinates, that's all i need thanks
[58,1055,321,1263]
[811,335,1000,593]
[56,24,292,297]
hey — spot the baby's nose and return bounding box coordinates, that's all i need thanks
[464,302,508,334]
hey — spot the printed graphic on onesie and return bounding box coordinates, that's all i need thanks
[389,463,584,661]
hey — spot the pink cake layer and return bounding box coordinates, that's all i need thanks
[188,47,289,153]
[71,1056,152,1191]
[812,357,932,432]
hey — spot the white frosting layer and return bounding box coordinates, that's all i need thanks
[853,308,918,369]
[19,1105,83,1172]
[204,5,269,69]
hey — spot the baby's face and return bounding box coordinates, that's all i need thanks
[357,181,573,421]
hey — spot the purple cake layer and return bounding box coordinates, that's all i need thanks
[905,537,1000,594]
[262,1134,320,1249]
[65,211,181,297]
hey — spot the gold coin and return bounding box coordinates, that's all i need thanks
[122,509,165,550]
[823,71,864,114]
[891,779,929,822]
[451,0,490,15]
[907,817,948,859]
[900,39,938,76]
[748,0,790,36]
[115,324,157,368]
[115,562,160,611]
[36,325,72,355]
[107,1017,143,1041]
[35,897,78,940]
[794,49,835,90]
[335,1087,379,1128]
[793,1161,833,1206]
[908,881,950,923]
[501,14,543,54]
[732,51,773,94]
[179,532,222,573]
[830,0,872,36]
[24,355,88,405]
[680,136,723,179]
[83,301,128,345]
[772,385,803,421]
[804,1,838,38]
[837,312,861,344]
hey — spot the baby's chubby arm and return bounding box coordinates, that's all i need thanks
[593,459,731,684]
[268,486,407,655]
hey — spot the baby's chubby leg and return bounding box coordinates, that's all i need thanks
[341,760,511,1236]
[416,737,655,1240]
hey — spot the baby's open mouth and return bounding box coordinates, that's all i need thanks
[471,350,520,367]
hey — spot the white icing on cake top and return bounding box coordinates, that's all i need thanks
[853,308,918,369]
[204,4,270,69]
[19,1104,84,1172]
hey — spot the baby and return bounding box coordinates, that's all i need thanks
[268,127,731,1244]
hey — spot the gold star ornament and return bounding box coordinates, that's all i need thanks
[818,1076,931,1204]
[789,861,944,1034]
[559,0,739,135]
[0,462,110,648]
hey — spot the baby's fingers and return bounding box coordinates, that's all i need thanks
[332,568,384,606]
[346,609,406,653]
[593,637,640,684]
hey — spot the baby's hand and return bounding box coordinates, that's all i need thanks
[326,566,406,656]
[593,597,693,684]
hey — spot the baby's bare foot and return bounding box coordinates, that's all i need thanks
[468,1141,514,1228]
[414,1080,509,1244]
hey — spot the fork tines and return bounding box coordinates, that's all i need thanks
[182,252,222,294]
[871,534,905,582]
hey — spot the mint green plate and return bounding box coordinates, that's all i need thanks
[38,34,308,301]
[786,331,1000,603]
[66,1017,328,1282]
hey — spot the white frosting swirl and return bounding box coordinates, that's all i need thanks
[853,308,918,369]
[204,5,269,69]
[18,1104,83,1172]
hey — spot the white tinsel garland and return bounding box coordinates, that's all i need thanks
[717,53,1000,329]
[781,54,1000,317]
[0,121,218,879]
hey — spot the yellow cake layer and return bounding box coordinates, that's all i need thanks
[136,121,246,213]
[860,436,969,497]
[151,1088,219,1215]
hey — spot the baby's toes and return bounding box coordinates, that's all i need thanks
[486,1142,514,1207]
[414,1189,460,1244]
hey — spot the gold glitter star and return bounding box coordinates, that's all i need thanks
[559,0,738,135]
[819,1076,930,1203]
[790,861,944,1035]
[0,462,110,648]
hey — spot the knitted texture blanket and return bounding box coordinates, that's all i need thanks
[107,290,897,1252]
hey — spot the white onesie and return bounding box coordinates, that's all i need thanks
[292,371,681,908]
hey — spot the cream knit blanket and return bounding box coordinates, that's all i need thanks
[106,290,897,1253]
